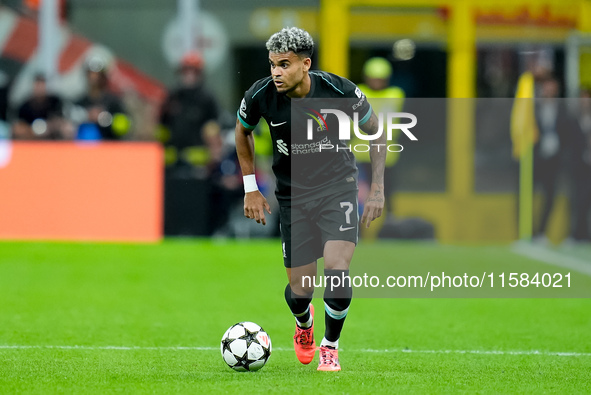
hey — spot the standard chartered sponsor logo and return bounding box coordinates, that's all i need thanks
[277,139,289,155]
[291,137,331,155]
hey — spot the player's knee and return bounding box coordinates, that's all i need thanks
[289,267,316,295]
[323,251,353,271]
[324,257,350,270]
[290,277,314,296]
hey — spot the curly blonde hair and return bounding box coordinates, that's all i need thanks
[266,27,314,58]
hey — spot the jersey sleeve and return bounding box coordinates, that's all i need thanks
[339,77,373,126]
[237,79,268,130]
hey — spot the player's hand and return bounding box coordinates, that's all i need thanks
[361,183,385,228]
[244,191,272,225]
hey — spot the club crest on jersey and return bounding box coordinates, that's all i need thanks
[277,139,289,156]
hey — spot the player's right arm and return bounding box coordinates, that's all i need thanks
[235,81,273,226]
[235,120,271,225]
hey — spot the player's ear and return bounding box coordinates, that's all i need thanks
[302,57,311,72]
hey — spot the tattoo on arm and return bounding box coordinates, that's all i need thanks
[366,188,384,204]
[362,112,380,135]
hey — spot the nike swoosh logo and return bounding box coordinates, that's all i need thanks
[270,121,287,127]
[339,225,355,232]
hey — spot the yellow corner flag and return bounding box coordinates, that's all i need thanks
[511,72,538,158]
[510,72,538,241]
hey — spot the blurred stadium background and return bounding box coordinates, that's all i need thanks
[0,0,590,244]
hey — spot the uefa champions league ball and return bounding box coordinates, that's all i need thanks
[220,322,272,372]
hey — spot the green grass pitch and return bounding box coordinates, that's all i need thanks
[1,240,590,393]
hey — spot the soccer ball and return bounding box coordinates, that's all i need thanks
[220,322,272,372]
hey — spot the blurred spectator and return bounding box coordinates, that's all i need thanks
[0,70,9,138]
[12,74,68,140]
[76,56,130,140]
[566,88,591,243]
[161,51,241,236]
[533,75,569,242]
[0,71,8,122]
[159,50,220,175]
[205,129,243,235]
[356,57,405,216]
[479,49,516,98]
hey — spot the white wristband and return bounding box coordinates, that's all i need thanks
[243,174,259,193]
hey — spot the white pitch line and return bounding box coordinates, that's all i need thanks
[511,242,591,277]
[0,345,589,357]
[360,348,591,357]
[0,345,218,351]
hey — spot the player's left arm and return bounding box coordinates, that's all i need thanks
[359,110,386,228]
[336,74,386,227]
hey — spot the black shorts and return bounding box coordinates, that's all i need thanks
[279,189,359,268]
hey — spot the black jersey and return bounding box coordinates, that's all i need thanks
[238,70,372,205]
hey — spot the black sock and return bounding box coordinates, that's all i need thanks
[284,284,312,325]
[323,269,352,342]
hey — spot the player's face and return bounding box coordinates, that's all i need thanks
[269,51,310,94]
